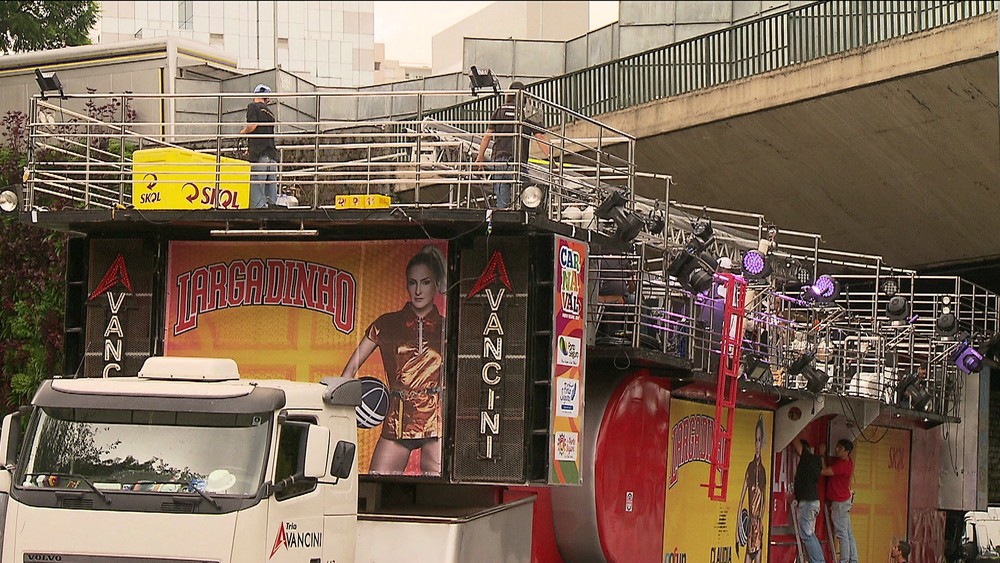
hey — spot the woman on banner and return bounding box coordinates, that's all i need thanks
[736,414,768,563]
[340,245,447,475]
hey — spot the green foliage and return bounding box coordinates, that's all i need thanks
[0,1,100,53]
[0,110,66,412]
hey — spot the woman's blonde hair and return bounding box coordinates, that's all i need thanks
[406,244,447,294]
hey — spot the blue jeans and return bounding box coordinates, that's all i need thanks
[250,155,278,208]
[830,499,858,563]
[797,500,825,563]
[492,157,515,209]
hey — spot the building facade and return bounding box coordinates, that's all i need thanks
[374,43,432,85]
[92,0,375,86]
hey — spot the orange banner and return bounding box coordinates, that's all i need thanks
[164,240,448,477]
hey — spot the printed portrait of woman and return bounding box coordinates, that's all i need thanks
[737,414,768,562]
[340,244,447,475]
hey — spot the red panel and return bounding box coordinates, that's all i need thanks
[594,371,672,563]
[770,418,832,563]
[909,428,944,563]
[503,486,565,563]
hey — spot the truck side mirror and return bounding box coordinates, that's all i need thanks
[303,425,330,479]
[330,440,356,479]
[0,407,29,467]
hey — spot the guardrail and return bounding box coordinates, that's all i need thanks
[436,0,995,121]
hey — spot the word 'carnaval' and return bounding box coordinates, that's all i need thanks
[174,258,356,335]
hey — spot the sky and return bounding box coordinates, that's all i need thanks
[374,1,620,66]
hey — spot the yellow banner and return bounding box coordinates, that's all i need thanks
[663,400,773,563]
[132,147,250,210]
[850,426,911,560]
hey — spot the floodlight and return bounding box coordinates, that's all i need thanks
[741,249,771,280]
[743,354,771,383]
[519,185,545,210]
[469,66,500,96]
[0,190,17,213]
[34,68,65,100]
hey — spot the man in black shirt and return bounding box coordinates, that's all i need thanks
[239,83,279,208]
[793,435,826,562]
[474,81,550,209]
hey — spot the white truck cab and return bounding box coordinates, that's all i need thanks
[0,357,361,563]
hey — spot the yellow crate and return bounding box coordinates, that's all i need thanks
[132,147,251,210]
[334,194,392,209]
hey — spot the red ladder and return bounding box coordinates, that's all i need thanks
[706,272,747,502]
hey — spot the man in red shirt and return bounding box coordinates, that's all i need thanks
[821,439,857,563]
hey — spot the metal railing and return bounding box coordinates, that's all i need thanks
[20,87,998,419]
[436,0,995,122]
[24,90,642,234]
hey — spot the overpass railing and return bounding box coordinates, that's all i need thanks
[437,0,996,122]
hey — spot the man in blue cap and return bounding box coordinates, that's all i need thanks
[239,84,279,208]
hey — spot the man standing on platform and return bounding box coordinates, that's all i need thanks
[792,435,825,563]
[821,439,857,563]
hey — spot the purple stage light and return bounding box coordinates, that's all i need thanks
[742,250,768,278]
[810,275,838,300]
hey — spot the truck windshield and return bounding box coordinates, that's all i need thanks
[17,407,270,497]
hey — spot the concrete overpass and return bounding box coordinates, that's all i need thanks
[564,12,1000,280]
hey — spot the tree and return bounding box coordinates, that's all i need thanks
[0,1,100,53]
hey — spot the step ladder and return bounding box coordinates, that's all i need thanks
[789,500,838,563]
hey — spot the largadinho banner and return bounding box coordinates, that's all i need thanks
[663,399,773,563]
[164,240,449,477]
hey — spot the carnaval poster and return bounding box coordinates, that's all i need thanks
[663,399,773,563]
[549,236,587,485]
[164,240,449,477]
[850,426,911,561]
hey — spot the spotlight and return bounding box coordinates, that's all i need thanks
[645,211,665,235]
[0,189,17,213]
[469,66,500,96]
[596,191,643,243]
[935,312,959,336]
[787,351,829,393]
[667,241,716,294]
[741,250,772,280]
[897,372,932,411]
[34,68,65,100]
[803,275,839,303]
[519,185,545,210]
[886,295,910,322]
[691,219,714,243]
[881,279,899,297]
[950,338,983,374]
